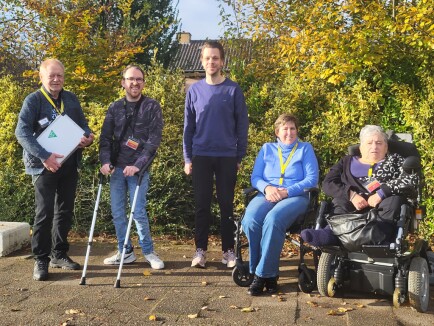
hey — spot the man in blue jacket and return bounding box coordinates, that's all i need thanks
[183,41,249,268]
[15,59,94,281]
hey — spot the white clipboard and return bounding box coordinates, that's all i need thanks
[36,114,85,163]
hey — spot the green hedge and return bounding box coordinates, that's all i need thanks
[1,64,433,240]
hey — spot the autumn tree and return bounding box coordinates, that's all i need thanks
[1,0,179,102]
[220,0,434,236]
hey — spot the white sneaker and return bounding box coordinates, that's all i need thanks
[103,251,137,265]
[191,249,207,268]
[145,252,165,270]
[222,249,236,268]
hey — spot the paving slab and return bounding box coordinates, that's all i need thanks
[0,239,433,325]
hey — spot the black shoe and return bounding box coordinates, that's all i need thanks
[265,276,278,294]
[33,259,49,281]
[248,275,266,296]
[50,255,80,270]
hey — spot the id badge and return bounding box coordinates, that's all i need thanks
[125,137,139,150]
[363,178,381,193]
[38,117,50,128]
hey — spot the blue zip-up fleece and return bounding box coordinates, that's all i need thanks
[251,139,319,197]
[183,78,249,164]
[15,88,92,175]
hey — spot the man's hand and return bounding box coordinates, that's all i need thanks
[184,163,192,175]
[123,165,139,177]
[43,153,63,172]
[78,133,94,148]
[100,163,114,176]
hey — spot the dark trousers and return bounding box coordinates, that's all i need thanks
[192,156,238,251]
[32,163,78,260]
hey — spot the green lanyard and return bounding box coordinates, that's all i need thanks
[278,142,298,185]
[40,87,63,114]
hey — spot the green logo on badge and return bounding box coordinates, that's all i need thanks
[48,130,57,138]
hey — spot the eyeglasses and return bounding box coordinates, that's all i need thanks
[124,77,144,83]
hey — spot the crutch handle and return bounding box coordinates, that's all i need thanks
[136,152,157,184]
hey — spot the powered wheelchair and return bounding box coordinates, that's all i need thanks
[315,137,431,312]
[231,186,321,293]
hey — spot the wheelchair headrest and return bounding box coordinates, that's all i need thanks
[348,139,420,158]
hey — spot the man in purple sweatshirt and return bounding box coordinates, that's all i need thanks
[183,41,249,269]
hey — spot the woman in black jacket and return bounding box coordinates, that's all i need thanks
[301,125,418,247]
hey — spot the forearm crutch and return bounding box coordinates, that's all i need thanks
[79,173,106,285]
[114,153,156,288]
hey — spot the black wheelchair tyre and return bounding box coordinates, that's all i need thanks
[317,252,336,297]
[298,268,317,293]
[408,256,430,312]
[232,266,254,287]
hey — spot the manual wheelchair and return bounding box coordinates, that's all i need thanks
[231,186,321,293]
[315,136,431,312]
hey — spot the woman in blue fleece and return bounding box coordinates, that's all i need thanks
[242,114,319,296]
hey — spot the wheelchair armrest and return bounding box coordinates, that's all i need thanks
[315,201,329,229]
[243,187,257,196]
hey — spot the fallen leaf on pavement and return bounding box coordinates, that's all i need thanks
[149,315,157,321]
[337,307,354,312]
[306,301,319,307]
[65,309,82,315]
[327,309,346,316]
[201,281,208,286]
[143,270,152,276]
[144,297,155,301]
[241,307,255,312]
[187,313,199,318]
[230,305,239,309]
[218,295,227,298]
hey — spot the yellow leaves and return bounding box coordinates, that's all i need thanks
[241,307,256,312]
[148,314,157,321]
[74,65,87,76]
[187,313,199,319]
[143,270,152,276]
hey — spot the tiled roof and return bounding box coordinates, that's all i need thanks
[169,39,254,73]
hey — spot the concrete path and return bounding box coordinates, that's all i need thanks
[0,239,433,325]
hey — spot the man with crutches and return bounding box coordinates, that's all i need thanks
[99,64,164,271]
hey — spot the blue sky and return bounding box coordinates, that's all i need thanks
[177,0,232,40]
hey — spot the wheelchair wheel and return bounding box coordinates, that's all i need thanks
[232,265,254,287]
[317,252,336,297]
[298,268,316,293]
[408,257,430,312]
[327,277,337,297]
[393,288,406,309]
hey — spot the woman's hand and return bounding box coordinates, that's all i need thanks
[367,193,382,207]
[265,186,287,202]
[351,193,369,210]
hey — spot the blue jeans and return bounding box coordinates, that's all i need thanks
[110,168,153,255]
[241,193,309,278]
